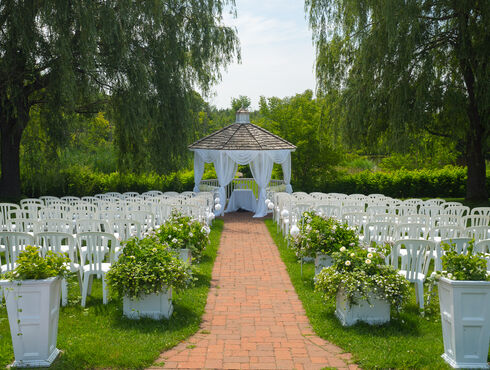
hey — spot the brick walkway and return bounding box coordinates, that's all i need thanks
[153,212,357,370]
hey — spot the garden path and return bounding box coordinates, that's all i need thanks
[152,212,357,369]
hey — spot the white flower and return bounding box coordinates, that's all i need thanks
[365,259,371,264]
[345,260,351,266]
[349,242,355,247]
[340,246,346,252]
[189,232,193,237]
[152,248,157,253]
[367,253,373,258]
[350,253,355,257]
[447,273,453,279]
[172,238,178,244]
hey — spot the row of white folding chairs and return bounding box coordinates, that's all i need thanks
[0,231,120,307]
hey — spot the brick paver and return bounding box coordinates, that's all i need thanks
[152,212,358,370]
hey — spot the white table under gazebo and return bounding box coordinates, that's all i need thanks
[189,108,296,218]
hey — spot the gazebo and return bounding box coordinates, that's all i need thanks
[189,108,296,218]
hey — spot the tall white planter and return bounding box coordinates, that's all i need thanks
[0,277,61,368]
[438,277,490,369]
[177,248,192,264]
[315,254,333,276]
[335,288,391,326]
[123,287,173,320]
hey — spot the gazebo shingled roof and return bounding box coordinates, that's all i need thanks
[188,123,296,151]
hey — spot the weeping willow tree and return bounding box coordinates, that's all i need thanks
[306,0,489,201]
[0,0,239,199]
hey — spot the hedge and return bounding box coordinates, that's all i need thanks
[319,166,488,198]
[20,165,488,199]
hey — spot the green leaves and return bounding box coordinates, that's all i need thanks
[2,245,69,281]
[439,241,489,281]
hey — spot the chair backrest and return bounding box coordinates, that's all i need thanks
[418,205,444,218]
[39,196,60,206]
[431,214,461,228]
[370,213,399,224]
[75,218,110,233]
[38,207,71,220]
[35,232,77,269]
[424,198,446,206]
[392,239,435,278]
[7,218,38,233]
[394,205,418,217]
[395,223,428,240]
[342,212,368,230]
[400,214,429,225]
[122,191,140,199]
[108,219,142,241]
[313,203,340,219]
[37,218,73,233]
[443,205,470,218]
[127,210,155,232]
[77,232,118,270]
[364,222,396,244]
[461,214,489,228]
[430,226,464,240]
[366,205,390,215]
[0,203,20,225]
[60,196,81,205]
[440,237,472,255]
[470,207,490,217]
[341,204,365,215]
[0,231,35,271]
[464,226,490,242]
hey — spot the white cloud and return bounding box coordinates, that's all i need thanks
[209,0,316,110]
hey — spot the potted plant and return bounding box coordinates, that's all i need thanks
[0,245,69,368]
[289,212,360,275]
[315,246,410,326]
[434,241,490,369]
[106,235,193,320]
[154,211,210,264]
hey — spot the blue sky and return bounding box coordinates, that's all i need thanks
[208,0,316,110]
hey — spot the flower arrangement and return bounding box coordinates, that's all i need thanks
[2,245,69,281]
[289,211,360,259]
[315,246,411,309]
[155,211,210,260]
[106,236,193,300]
[435,240,489,281]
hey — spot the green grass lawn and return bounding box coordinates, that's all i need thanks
[265,219,456,369]
[0,219,224,369]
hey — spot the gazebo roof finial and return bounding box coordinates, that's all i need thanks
[236,106,250,124]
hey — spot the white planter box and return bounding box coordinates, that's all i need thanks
[438,277,490,369]
[177,248,192,264]
[335,288,391,326]
[123,287,173,320]
[315,254,333,276]
[0,277,61,368]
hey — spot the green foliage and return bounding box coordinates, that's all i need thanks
[155,211,210,260]
[289,212,359,259]
[106,236,193,300]
[319,166,480,198]
[231,95,251,111]
[2,246,69,281]
[306,0,489,200]
[437,241,489,281]
[0,0,240,197]
[256,90,342,191]
[315,246,411,310]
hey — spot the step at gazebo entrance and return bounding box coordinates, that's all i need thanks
[189,108,296,217]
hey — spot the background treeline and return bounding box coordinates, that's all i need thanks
[18,90,488,199]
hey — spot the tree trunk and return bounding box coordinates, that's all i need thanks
[0,122,23,201]
[465,112,488,202]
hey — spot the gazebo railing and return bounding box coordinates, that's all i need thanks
[199,178,285,199]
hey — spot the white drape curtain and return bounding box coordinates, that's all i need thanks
[249,152,274,217]
[213,152,238,216]
[192,149,293,217]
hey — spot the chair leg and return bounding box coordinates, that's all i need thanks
[81,273,91,307]
[415,281,424,311]
[102,275,108,305]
